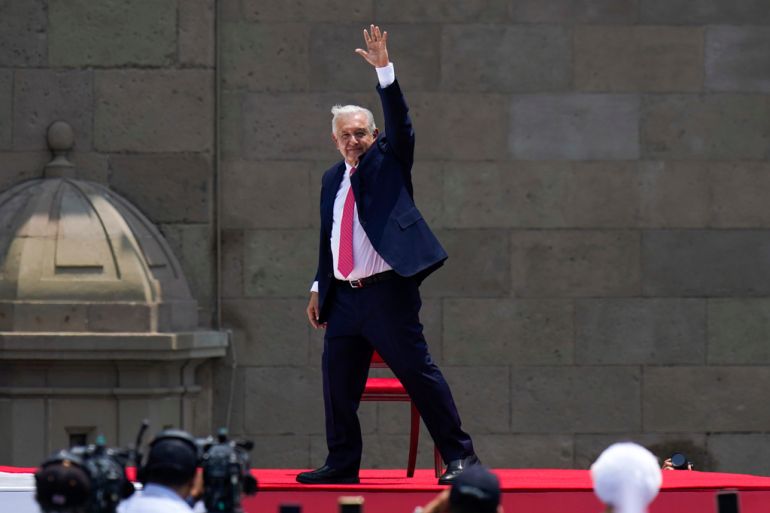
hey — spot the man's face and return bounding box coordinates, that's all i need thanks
[332,112,378,166]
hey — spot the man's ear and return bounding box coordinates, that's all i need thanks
[331,132,339,145]
[373,128,379,138]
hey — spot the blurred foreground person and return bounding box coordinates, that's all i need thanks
[119,430,200,513]
[591,442,662,513]
[416,465,502,513]
[35,455,91,513]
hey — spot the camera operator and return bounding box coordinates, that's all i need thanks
[119,429,201,513]
[35,453,92,513]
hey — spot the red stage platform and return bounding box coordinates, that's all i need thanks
[4,466,770,513]
[246,468,770,513]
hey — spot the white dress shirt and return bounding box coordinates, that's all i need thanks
[117,483,194,513]
[311,63,395,292]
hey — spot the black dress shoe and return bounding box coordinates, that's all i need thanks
[296,465,360,484]
[438,455,481,485]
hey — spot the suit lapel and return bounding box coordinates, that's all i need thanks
[322,163,345,234]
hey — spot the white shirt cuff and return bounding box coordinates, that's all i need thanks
[311,281,319,293]
[376,62,395,88]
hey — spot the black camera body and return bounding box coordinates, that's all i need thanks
[200,429,259,513]
[36,436,135,513]
[134,424,258,513]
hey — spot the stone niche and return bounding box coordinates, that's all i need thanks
[0,122,228,466]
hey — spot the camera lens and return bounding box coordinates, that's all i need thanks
[670,452,687,469]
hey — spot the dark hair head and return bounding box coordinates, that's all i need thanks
[35,455,91,513]
[143,430,199,486]
[449,466,501,513]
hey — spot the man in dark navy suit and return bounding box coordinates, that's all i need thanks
[297,25,478,486]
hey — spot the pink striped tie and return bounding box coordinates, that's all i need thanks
[337,167,356,278]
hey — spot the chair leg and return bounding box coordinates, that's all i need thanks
[407,402,420,477]
[434,446,443,478]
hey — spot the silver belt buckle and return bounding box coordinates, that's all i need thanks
[350,279,363,288]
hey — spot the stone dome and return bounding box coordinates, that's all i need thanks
[0,177,198,332]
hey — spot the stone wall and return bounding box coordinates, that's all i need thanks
[3,0,770,474]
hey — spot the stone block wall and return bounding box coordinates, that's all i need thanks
[3,0,770,474]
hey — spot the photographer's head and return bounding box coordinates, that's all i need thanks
[142,429,199,494]
[448,465,502,513]
[35,451,91,513]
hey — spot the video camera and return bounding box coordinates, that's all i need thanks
[36,422,258,513]
[135,423,258,513]
[35,435,135,513]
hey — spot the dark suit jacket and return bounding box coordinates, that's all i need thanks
[314,79,447,322]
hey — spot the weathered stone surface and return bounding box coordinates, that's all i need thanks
[641,95,770,159]
[442,366,510,433]
[0,70,11,149]
[220,92,242,159]
[95,70,214,152]
[442,25,571,92]
[513,366,641,432]
[86,303,152,332]
[242,0,373,21]
[0,0,46,66]
[706,27,770,93]
[575,26,703,92]
[641,0,770,24]
[444,299,574,365]
[473,434,574,468]
[575,433,708,470]
[221,230,244,298]
[644,367,770,431]
[243,229,317,298]
[222,22,309,91]
[49,398,117,452]
[13,70,94,151]
[638,161,710,228]
[48,0,176,67]
[211,364,246,435]
[159,224,215,325]
[708,299,770,364]
[510,95,640,160]
[0,399,46,466]
[708,434,770,474]
[576,299,706,364]
[311,24,440,93]
[411,162,444,229]
[511,230,641,297]
[512,0,637,23]
[244,367,324,434]
[241,92,370,161]
[13,303,89,332]
[222,299,310,366]
[444,161,639,229]
[642,230,770,296]
[0,152,47,191]
[710,162,770,227]
[179,0,215,67]
[421,229,509,298]
[221,160,313,229]
[248,435,312,468]
[411,93,508,161]
[376,0,509,22]
[73,152,110,184]
[110,154,211,223]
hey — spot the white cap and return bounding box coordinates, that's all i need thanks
[590,442,662,513]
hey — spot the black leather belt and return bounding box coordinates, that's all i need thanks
[337,270,397,288]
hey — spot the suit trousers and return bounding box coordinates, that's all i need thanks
[322,275,474,471]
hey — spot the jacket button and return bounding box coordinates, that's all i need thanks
[327,272,333,278]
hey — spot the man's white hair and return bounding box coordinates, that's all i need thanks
[331,105,376,134]
[591,442,662,513]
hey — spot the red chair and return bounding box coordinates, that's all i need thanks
[361,351,443,477]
